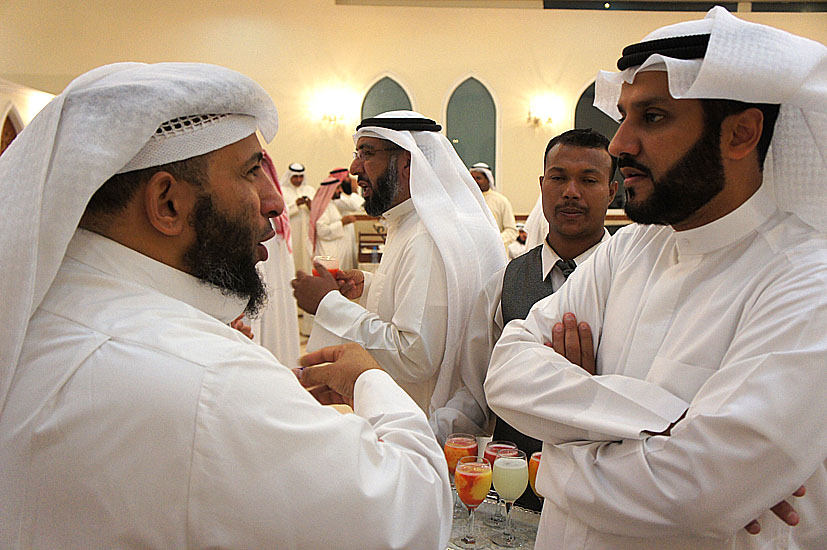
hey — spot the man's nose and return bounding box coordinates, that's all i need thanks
[258,171,284,218]
[608,119,639,158]
[562,179,581,199]
[349,157,363,176]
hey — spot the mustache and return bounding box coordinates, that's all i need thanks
[617,155,653,179]
[555,201,587,214]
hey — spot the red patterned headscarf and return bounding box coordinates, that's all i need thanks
[261,150,292,253]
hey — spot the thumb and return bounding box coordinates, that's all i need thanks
[298,363,334,390]
[314,260,337,282]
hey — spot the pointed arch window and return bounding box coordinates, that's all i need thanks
[361,77,412,120]
[446,77,496,173]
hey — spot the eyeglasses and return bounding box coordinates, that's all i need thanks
[352,147,400,161]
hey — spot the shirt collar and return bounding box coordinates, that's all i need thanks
[382,198,416,229]
[541,228,611,279]
[65,229,248,324]
[672,182,777,257]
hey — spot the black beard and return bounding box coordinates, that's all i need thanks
[621,122,725,226]
[363,157,400,217]
[183,193,268,317]
[517,235,526,244]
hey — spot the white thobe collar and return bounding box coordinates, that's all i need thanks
[541,229,611,281]
[65,229,248,324]
[671,182,777,259]
[381,198,416,231]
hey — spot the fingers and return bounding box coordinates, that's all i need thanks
[563,313,581,366]
[299,345,342,367]
[793,485,806,497]
[769,499,800,527]
[744,519,761,535]
[578,322,595,375]
[551,322,565,356]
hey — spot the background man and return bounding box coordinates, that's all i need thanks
[507,222,528,260]
[281,161,314,275]
[430,130,616,500]
[0,63,451,548]
[308,175,356,270]
[470,161,519,249]
[485,9,827,548]
[330,166,365,269]
[292,111,506,415]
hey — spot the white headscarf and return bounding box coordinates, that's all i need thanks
[594,6,827,232]
[0,62,278,415]
[354,110,507,415]
[470,162,496,191]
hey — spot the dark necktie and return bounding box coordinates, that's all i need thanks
[554,259,577,280]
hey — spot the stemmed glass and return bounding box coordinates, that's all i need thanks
[529,451,543,500]
[454,456,492,549]
[482,440,518,528]
[444,433,479,519]
[491,449,528,547]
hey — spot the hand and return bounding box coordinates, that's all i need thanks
[299,196,312,208]
[294,343,383,407]
[745,486,805,535]
[335,268,365,299]
[291,260,339,314]
[550,312,595,375]
[341,215,357,225]
[230,314,254,340]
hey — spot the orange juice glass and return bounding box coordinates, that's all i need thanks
[444,433,478,477]
[529,451,542,498]
[312,255,340,277]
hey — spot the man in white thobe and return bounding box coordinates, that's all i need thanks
[330,166,365,269]
[292,111,506,414]
[485,8,827,549]
[0,63,451,549]
[308,176,356,271]
[281,161,314,276]
[470,162,519,248]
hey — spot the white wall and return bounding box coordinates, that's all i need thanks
[2,0,825,212]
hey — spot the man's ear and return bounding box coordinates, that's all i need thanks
[143,171,195,236]
[399,150,412,183]
[721,108,763,162]
[608,179,619,205]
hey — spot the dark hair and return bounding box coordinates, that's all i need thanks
[544,128,617,180]
[81,154,209,227]
[700,100,780,171]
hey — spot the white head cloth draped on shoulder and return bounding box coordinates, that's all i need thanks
[354,111,507,416]
[0,62,278,415]
[594,6,827,232]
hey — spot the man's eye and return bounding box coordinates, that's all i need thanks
[247,165,262,178]
[645,112,665,124]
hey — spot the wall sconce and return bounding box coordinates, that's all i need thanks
[309,87,360,127]
[527,94,564,127]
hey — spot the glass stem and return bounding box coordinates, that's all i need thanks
[466,507,477,543]
[504,500,514,538]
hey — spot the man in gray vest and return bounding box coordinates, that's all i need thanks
[430,129,616,510]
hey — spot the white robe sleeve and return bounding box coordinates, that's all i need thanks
[485,241,688,444]
[314,204,345,242]
[188,364,452,549]
[308,235,448,387]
